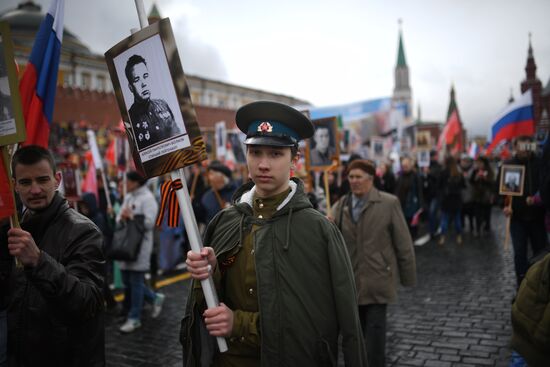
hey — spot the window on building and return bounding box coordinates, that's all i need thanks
[191,91,201,105]
[81,72,91,89]
[63,72,72,87]
[96,75,106,91]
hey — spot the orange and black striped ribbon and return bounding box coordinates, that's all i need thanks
[155,179,183,228]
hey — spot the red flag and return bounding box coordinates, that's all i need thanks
[105,138,116,166]
[437,110,462,151]
[81,160,98,202]
[0,155,15,220]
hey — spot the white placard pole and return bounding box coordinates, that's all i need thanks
[86,129,112,210]
[132,0,227,353]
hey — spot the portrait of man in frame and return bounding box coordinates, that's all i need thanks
[105,18,206,178]
[499,164,525,197]
[307,116,339,169]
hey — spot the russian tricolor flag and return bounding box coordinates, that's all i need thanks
[486,90,535,154]
[468,141,479,159]
[19,0,65,148]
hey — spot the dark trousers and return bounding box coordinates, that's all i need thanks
[358,304,387,367]
[510,217,547,286]
[405,218,417,240]
[474,203,491,233]
[461,202,475,231]
[428,198,440,236]
[121,270,157,320]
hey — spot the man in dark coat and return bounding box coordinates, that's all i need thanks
[2,145,105,366]
[501,136,548,287]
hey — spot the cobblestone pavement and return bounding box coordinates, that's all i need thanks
[384,210,515,367]
[106,210,517,366]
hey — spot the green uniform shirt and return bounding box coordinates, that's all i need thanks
[216,188,291,367]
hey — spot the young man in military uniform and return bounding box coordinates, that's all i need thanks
[182,101,367,366]
[125,54,181,150]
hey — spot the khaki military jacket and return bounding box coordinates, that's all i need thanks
[181,178,367,367]
[332,188,417,305]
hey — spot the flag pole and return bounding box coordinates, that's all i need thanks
[123,139,129,198]
[323,169,331,217]
[86,130,112,211]
[504,196,512,252]
[1,146,22,268]
[132,0,227,353]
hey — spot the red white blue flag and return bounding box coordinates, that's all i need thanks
[468,141,479,159]
[19,0,65,148]
[486,90,535,154]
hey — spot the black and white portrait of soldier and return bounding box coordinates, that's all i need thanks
[504,171,520,193]
[310,125,336,166]
[125,54,181,150]
[0,42,14,123]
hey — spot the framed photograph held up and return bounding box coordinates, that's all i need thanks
[227,130,246,165]
[370,136,386,162]
[417,150,430,168]
[415,130,431,150]
[58,161,81,202]
[499,164,525,197]
[201,129,216,161]
[104,18,206,178]
[0,22,25,146]
[214,121,227,160]
[306,116,339,170]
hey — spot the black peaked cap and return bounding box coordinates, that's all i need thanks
[236,101,314,146]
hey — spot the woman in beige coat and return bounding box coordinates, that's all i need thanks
[332,159,417,367]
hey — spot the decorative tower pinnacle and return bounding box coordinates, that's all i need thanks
[392,19,412,119]
[148,1,162,24]
[520,32,542,127]
[447,83,457,119]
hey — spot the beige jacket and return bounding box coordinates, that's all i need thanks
[333,188,417,305]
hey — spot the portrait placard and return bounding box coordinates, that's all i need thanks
[499,164,525,197]
[227,130,246,165]
[417,150,430,168]
[104,18,206,178]
[416,130,431,150]
[201,128,216,161]
[306,116,339,170]
[0,22,25,146]
[58,161,81,201]
[215,121,227,160]
[370,136,386,162]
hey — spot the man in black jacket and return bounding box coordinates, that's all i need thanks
[502,136,548,287]
[2,145,105,366]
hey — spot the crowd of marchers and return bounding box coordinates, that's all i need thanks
[1,102,550,366]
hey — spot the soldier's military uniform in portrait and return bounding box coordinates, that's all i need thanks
[129,98,181,150]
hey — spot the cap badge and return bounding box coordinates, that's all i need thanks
[258,122,273,133]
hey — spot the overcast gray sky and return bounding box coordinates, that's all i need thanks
[2,0,549,137]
